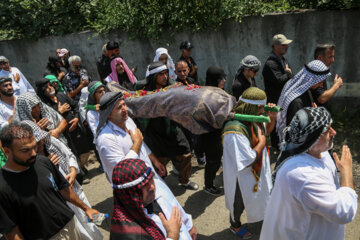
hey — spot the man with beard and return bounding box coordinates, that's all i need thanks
[0,122,100,239]
[105,57,137,90]
[135,62,198,190]
[0,77,16,129]
[110,158,188,240]
[0,56,35,97]
[63,55,90,104]
[260,107,358,240]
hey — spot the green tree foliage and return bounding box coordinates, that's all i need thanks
[0,0,358,41]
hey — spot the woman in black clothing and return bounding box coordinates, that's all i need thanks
[44,56,68,81]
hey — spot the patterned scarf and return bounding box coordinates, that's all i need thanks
[21,120,81,192]
[110,159,165,240]
[109,57,137,85]
[276,60,331,144]
[273,107,332,182]
[13,92,64,131]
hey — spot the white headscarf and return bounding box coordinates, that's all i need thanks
[276,60,331,144]
[145,48,176,80]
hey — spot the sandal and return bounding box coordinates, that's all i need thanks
[229,226,252,239]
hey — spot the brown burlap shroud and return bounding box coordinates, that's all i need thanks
[107,82,236,134]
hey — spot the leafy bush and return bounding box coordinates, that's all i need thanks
[0,0,358,41]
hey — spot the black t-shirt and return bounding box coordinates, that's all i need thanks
[0,155,74,239]
[286,90,313,125]
[176,76,198,86]
[312,81,329,109]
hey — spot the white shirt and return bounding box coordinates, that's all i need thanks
[86,110,99,138]
[144,179,193,240]
[0,67,35,97]
[96,117,193,234]
[0,99,14,129]
[96,118,152,182]
[260,152,358,240]
[223,132,272,223]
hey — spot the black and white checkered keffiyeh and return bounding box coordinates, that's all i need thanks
[273,107,332,181]
[276,60,331,144]
[13,92,67,144]
[14,92,64,130]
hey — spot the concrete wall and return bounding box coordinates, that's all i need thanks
[0,9,359,110]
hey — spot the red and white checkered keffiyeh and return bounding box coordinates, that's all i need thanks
[110,158,165,240]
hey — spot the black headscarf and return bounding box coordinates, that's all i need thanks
[0,77,11,85]
[35,78,51,104]
[205,66,226,88]
[45,55,62,75]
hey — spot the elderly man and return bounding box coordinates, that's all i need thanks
[174,60,198,85]
[0,122,100,239]
[136,62,198,190]
[0,77,16,130]
[63,55,90,103]
[276,60,331,144]
[179,41,198,82]
[111,158,195,240]
[260,107,358,240]
[223,87,276,238]
[262,34,293,150]
[232,55,261,100]
[312,43,343,108]
[0,56,35,97]
[96,92,197,239]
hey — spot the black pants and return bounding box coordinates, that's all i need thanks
[230,181,245,228]
[198,130,222,188]
[270,127,280,151]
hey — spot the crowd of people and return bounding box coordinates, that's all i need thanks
[0,33,357,240]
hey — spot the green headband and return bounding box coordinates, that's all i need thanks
[45,75,57,82]
[234,114,270,123]
[89,82,104,94]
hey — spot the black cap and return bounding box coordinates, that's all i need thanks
[180,41,194,50]
[0,77,11,85]
[106,41,120,50]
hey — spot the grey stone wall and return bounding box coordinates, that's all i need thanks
[0,9,359,111]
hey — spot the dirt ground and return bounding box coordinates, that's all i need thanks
[83,153,360,239]
[82,111,360,240]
